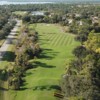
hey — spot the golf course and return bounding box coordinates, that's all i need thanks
[0,2,100,100]
[5,23,80,100]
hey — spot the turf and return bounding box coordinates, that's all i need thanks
[12,11,27,16]
[9,23,80,100]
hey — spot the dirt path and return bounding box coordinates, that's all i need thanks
[0,19,21,100]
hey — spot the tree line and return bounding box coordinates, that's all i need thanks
[61,31,100,100]
[0,7,16,40]
[7,24,41,90]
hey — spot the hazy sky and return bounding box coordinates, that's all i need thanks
[1,0,100,3]
[1,0,100,1]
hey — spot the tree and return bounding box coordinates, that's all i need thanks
[84,31,100,53]
[22,15,31,23]
[73,46,88,58]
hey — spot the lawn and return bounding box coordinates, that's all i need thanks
[12,11,27,16]
[9,23,80,100]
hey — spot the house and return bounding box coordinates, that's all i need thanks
[92,16,99,24]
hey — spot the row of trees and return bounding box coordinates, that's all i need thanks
[22,14,66,24]
[0,7,16,40]
[7,24,41,90]
[61,32,100,99]
[0,20,16,39]
[0,7,11,29]
[59,4,100,99]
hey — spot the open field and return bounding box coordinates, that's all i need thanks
[8,23,80,100]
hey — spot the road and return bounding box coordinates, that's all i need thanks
[0,19,21,100]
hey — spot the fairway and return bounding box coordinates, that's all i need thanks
[12,11,27,16]
[9,23,80,100]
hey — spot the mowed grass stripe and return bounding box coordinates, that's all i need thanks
[44,33,52,44]
[70,38,75,45]
[52,34,62,47]
[45,33,53,39]
[67,37,73,45]
[50,34,61,46]
[62,35,69,46]
[51,34,60,45]
[49,33,58,42]
[63,35,71,46]
[52,34,64,47]
[39,33,52,44]
[58,34,68,47]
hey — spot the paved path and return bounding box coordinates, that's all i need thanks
[0,20,21,60]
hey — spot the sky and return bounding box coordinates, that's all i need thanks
[1,0,100,1]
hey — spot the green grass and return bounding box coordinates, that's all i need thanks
[0,39,5,47]
[12,11,27,16]
[9,23,80,100]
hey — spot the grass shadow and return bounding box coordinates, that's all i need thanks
[38,48,58,60]
[33,85,61,91]
[25,72,33,76]
[0,87,8,91]
[19,87,28,91]
[0,70,8,81]
[19,85,61,91]
[1,51,16,62]
[33,61,56,68]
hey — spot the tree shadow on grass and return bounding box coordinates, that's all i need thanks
[33,85,61,91]
[38,48,58,60]
[33,61,56,68]
[25,72,33,76]
[1,51,16,62]
[0,87,8,91]
[20,78,28,87]
[19,87,28,91]
[30,48,58,68]
[38,54,54,60]
[19,85,61,91]
[0,70,8,81]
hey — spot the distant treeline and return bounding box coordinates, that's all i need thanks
[1,0,100,4]
[0,7,16,40]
